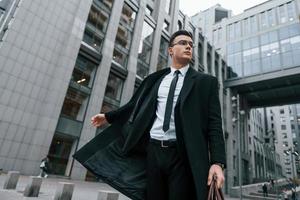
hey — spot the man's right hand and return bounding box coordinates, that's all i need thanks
[91,113,108,127]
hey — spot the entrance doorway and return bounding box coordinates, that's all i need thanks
[48,134,77,176]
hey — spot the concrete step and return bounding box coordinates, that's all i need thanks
[249,192,278,198]
[242,194,277,200]
[257,190,277,195]
[47,174,71,180]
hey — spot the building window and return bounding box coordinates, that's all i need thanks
[61,88,89,121]
[281,125,287,130]
[187,24,195,35]
[227,41,242,77]
[96,0,114,9]
[283,132,288,138]
[213,28,222,46]
[243,37,260,76]
[279,4,287,24]
[260,11,268,30]
[198,42,203,65]
[280,116,286,122]
[234,22,241,38]
[227,24,234,41]
[101,100,118,115]
[177,20,182,30]
[83,1,113,51]
[88,2,110,32]
[268,9,276,27]
[291,124,295,130]
[72,54,97,88]
[0,9,4,25]
[287,1,296,21]
[163,20,170,32]
[157,36,169,71]
[113,3,137,68]
[165,0,171,14]
[279,23,300,68]
[60,53,98,122]
[137,21,154,78]
[145,5,153,16]
[265,138,270,143]
[104,73,124,103]
[260,31,280,72]
[207,52,212,74]
[250,15,258,34]
[280,109,285,114]
[243,18,250,36]
[100,72,124,130]
[233,155,236,169]
[213,29,218,45]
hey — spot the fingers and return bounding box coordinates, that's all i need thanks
[207,165,225,188]
[207,172,213,186]
[91,119,102,127]
[91,114,107,127]
[91,115,101,127]
[217,175,224,188]
[207,173,224,188]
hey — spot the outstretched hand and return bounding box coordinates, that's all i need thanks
[91,113,108,127]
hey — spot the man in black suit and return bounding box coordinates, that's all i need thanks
[74,30,226,200]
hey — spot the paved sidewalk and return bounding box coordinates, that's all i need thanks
[0,174,131,200]
[0,174,242,200]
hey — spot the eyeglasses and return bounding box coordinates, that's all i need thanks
[171,40,194,48]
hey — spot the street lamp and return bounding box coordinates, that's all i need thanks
[285,147,298,188]
[232,94,245,200]
[266,129,279,198]
[273,139,279,199]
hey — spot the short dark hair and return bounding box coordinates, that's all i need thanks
[169,30,193,47]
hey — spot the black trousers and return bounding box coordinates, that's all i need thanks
[146,140,196,200]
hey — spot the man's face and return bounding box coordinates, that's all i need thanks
[168,35,193,64]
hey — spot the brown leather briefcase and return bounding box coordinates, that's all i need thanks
[207,175,225,200]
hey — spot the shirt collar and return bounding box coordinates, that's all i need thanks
[170,64,189,77]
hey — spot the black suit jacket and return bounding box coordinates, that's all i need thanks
[73,67,226,200]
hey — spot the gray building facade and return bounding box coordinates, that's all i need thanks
[0,0,227,187]
[192,0,300,190]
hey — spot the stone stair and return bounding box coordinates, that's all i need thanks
[242,191,278,200]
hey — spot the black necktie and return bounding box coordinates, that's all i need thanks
[163,70,180,132]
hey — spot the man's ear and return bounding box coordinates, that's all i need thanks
[168,47,173,57]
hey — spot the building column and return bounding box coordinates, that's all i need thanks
[203,37,208,73]
[148,0,166,74]
[225,89,236,192]
[120,0,146,104]
[170,0,180,33]
[211,46,216,76]
[218,57,224,130]
[193,28,200,71]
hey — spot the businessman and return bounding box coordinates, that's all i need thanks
[74,30,226,200]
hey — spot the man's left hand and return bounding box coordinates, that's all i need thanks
[207,164,225,188]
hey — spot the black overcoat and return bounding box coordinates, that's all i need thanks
[73,67,226,200]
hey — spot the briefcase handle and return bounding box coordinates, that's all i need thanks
[207,174,225,200]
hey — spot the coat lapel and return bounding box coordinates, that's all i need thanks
[129,68,170,123]
[145,68,170,88]
[178,67,198,110]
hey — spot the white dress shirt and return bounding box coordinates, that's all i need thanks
[150,65,189,141]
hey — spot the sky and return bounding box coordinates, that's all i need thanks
[179,0,268,17]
